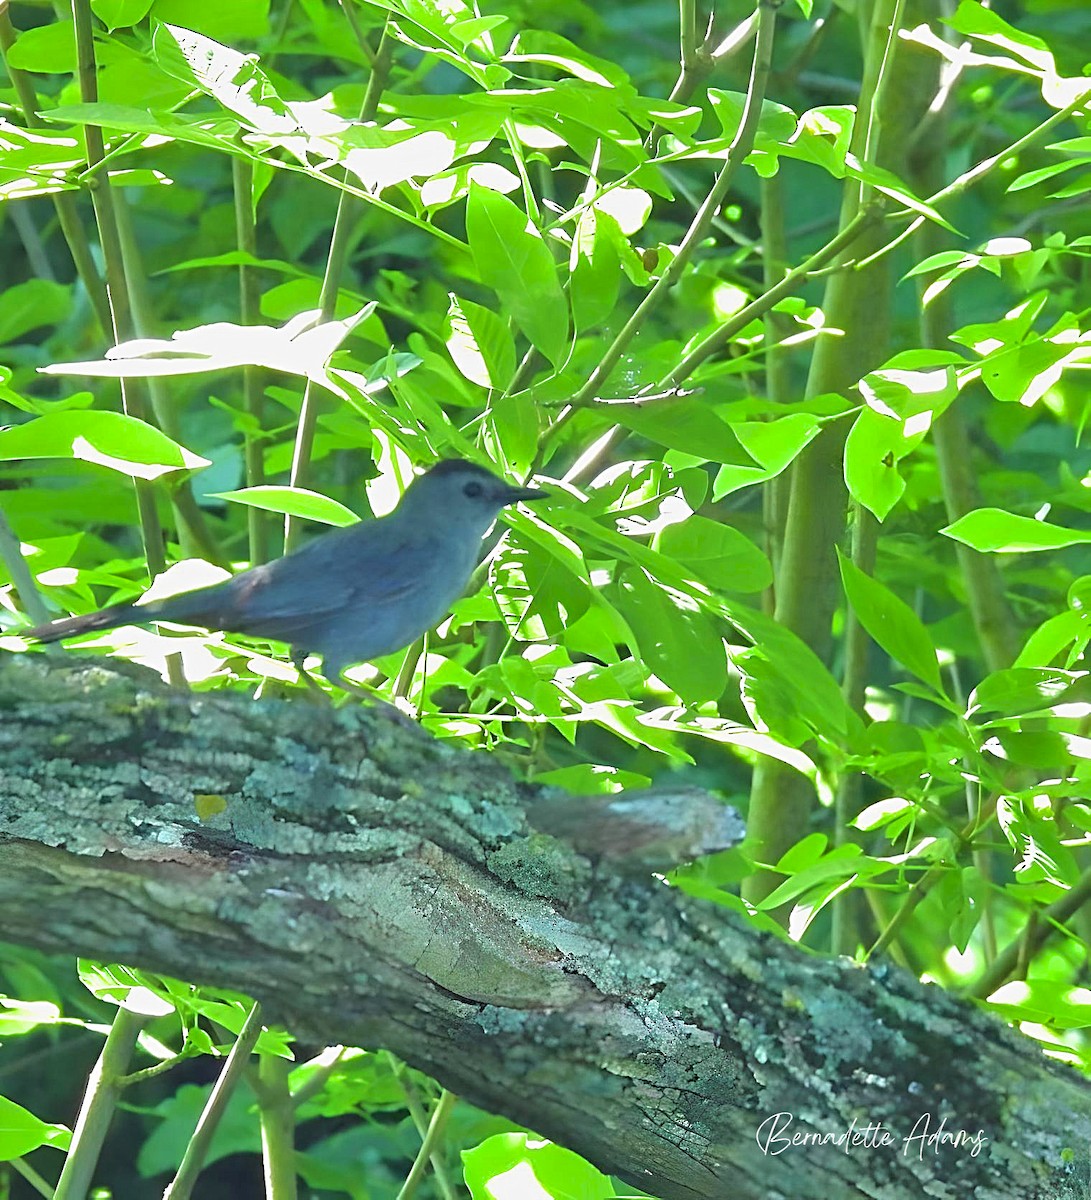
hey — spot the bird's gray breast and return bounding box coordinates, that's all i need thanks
[305,528,481,674]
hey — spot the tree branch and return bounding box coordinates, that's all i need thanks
[0,658,1088,1200]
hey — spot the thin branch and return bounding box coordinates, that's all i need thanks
[9,1157,55,1199]
[163,1002,266,1200]
[285,20,393,550]
[968,865,1091,1001]
[258,1052,298,1200]
[389,1054,459,1200]
[570,0,783,408]
[233,157,271,565]
[395,1088,457,1200]
[659,203,882,389]
[52,1005,150,1200]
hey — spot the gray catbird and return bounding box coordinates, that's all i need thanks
[24,459,544,683]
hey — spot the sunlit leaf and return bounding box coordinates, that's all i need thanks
[210,486,359,527]
[943,509,1091,553]
[466,183,569,366]
[0,411,208,479]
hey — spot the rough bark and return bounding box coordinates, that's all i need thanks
[0,657,1088,1200]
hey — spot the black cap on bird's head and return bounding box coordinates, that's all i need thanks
[405,458,545,513]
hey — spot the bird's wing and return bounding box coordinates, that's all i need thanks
[155,525,439,643]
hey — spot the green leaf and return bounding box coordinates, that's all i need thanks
[758,843,885,910]
[5,24,77,73]
[150,0,271,42]
[612,395,746,463]
[613,568,726,706]
[0,412,209,480]
[92,0,155,29]
[0,1095,71,1160]
[0,999,64,1037]
[944,1,1055,73]
[838,551,946,695]
[0,280,71,345]
[725,602,862,745]
[844,154,959,232]
[463,1132,613,1200]
[77,962,176,1016]
[708,90,798,147]
[465,183,569,366]
[484,392,540,473]
[210,486,359,527]
[41,308,373,382]
[942,509,1091,553]
[967,668,1091,718]
[655,517,772,594]
[153,22,294,134]
[570,207,623,333]
[446,295,516,389]
[844,408,907,521]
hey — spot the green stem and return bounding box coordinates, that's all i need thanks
[0,7,113,335]
[394,1088,457,1200]
[53,1005,149,1200]
[660,203,881,390]
[70,0,185,684]
[759,172,791,603]
[289,1046,345,1109]
[831,504,877,955]
[162,1003,266,1200]
[388,1056,458,1200]
[233,157,271,565]
[570,0,781,408]
[112,193,224,567]
[967,866,1091,1000]
[742,0,916,913]
[258,1054,298,1200]
[0,506,56,632]
[284,22,393,551]
[10,1156,55,1198]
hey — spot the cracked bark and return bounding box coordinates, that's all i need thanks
[0,657,1088,1200]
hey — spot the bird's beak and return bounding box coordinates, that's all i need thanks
[502,484,547,504]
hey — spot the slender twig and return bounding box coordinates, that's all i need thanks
[289,1045,345,1109]
[0,507,57,633]
[233,157,271,565]
[569,0,782,408]
[10,1157,54,1198]
[284,21,393,550]
[831,505,877,955]
[70,0,185,684]
[52,1006,149,1200]
[857,86,1091,271]
[388,1055,459,1200]
[659,204,882,389]
[967,865,1091,1000]
[853,0,907,210]
[163,1003,266,1200]
[394,1088,457,1200]
[866,796,996,961]
[759,171,790,600]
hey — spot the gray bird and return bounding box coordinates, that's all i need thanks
[24,459,545,685]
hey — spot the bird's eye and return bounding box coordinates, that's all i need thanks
[463,480,485,499]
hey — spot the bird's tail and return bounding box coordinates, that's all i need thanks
[23,601,144,644]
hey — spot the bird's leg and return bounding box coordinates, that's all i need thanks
[290,651,333,706]
[336,671,420,728]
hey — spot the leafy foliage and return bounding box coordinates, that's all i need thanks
[1,0,1090,1194]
